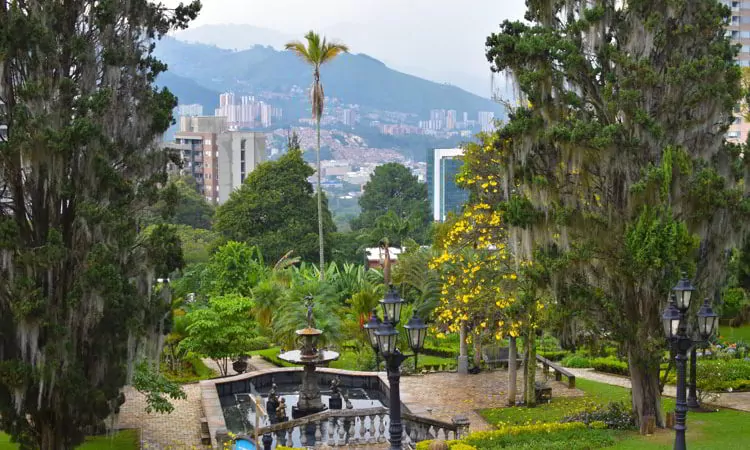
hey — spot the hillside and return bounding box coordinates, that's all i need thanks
[153,37,504,117]
[156,71,221,112]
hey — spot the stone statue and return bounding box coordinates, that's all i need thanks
[267,381,278,404]
[276,397,288,422]
[305,295,315,328]
[330,376,341,399]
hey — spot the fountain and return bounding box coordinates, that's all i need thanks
[277,298,340,418]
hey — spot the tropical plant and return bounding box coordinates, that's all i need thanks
[285,31,349,279]
[272,277,343,349]
[180,294,258,377]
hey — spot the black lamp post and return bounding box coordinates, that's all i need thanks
[364,309,382,370]
[661,274,719,450]
[369,286,427,450]
[404,315,428,372]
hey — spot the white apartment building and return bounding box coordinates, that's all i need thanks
[217,132,265,204]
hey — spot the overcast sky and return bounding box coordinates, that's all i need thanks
[162,0,527,97]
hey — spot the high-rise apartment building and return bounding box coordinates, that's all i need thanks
[427,148,469,222]
[727,0,750,142]
[170,116,265,204]
[176,104,203,117]
[478,111,496,132]
[446,110,457,130]
[217,132,265,204]
[215,92,281,130]
[341,109,356,127]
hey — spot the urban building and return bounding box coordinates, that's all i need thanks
[427,148,469,222]
[341,109,356,127]
[478,111,495,132]
[215,92,281,130]
[170,116,266,204]
[175,104,203,117]
[446,110,457,130]
[217,132,266,204]
[727,0,750,142]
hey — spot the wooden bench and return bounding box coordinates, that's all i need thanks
[537,354,576,389]
[481,346,523,369]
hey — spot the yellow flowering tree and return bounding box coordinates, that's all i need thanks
[431,133,546,406]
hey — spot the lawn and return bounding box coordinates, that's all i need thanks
[719,324,750,343]
[479,378,750,449]
[0,430,139,449]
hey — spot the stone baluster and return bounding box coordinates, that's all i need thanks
[348,418,356,444]
[409,422,418,443]
[358,416,366,442]
[378,413,387,443]
[327,418,336,446]
[315,421,323,447]
[300,424,308,447]
[338,418,346,443]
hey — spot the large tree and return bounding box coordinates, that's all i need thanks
[352,162,431,245]
[144,175,215,230]
[0,0,200,447]
[285,32,349,280]
[214,149,336,264]
[486,0,747,426]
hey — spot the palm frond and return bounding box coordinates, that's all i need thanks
[284,40,311,62]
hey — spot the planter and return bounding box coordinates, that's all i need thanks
[233,358,249,374]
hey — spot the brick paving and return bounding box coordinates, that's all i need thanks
[398,370,584,432]
[117,383,207,449]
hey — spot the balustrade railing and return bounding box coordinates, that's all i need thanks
[231,406,467,449]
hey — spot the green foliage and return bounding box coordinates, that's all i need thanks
[141,224,185,278]
[163,355,216,384]
[562,354,593,368]
[537,350,569,362]
[623,206,697,275]
[0,0,201,445]
[722,288,748,319]
[132,362,187,414]
[271,278,343,349]
[214,149,336,264]
[561,401,636,430]
[143,175,215,229]
[664,358,750,392]
[330,231,364,265]
[591,357,630,376]
[351,163,431,245]
[180,294,258,376]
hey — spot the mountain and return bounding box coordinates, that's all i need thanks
[156,71,221,111]
[153,37,504,118]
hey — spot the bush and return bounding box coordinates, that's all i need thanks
[591,357,629,376]
[539,350,569,361]
[561,401,636,430]
[722,288,748,319]
[562,354,592,368]
[665,358,750,393]
[245,336,271,352]
[462,422,614,449]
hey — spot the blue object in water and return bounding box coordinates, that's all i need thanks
[234,438,257,450]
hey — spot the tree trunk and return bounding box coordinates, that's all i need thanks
[508,336,518,406]
[458,323,469,374]
[40,423,65,450]
[628,350,664,428]
[524,332,537,406]
[473,333,482,367]
[316,119,325,280]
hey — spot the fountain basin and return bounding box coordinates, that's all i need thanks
[277,349,340,364]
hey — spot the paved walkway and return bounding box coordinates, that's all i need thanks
[399,370,584,432]
[567,368,750,412]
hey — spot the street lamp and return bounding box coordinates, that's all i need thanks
[363,309,382,370]
[404,314,427,372]
[661,274,718,450]
[368,287,427,450]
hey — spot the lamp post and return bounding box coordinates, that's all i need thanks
[368,286,427,450]
[661,274,719,450]
[364,309,382,370]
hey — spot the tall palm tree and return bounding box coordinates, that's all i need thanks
[285,31,349,280]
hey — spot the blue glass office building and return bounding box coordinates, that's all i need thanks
[427,148,469,222]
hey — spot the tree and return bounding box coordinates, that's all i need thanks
[485,0,745,426]
[352,163,431,245]
[180,294,258,377]
[285,31,349,280]
[214,150,335,264]
[144,176,215,230]
[0,1,200,447]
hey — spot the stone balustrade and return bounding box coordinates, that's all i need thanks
[231,406,467,448]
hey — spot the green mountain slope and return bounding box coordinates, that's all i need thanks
[154,37,503,117]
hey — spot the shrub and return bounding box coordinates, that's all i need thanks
[722,288,748,319]
[561,401,636,430]
[464,422,614,449]
[539,350,569,361]
[246,336,271,351]
[664,358,750,394]
[562,354,592,368]
[591,357,629,376]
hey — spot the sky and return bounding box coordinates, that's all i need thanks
[162,0,527,97]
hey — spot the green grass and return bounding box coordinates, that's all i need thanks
[479,377,750,449]
[163,356,217,383]
[719,324,750,343]
[0,430,139,449]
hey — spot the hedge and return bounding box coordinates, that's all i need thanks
[538,350,569,361]
[591,357,629,376]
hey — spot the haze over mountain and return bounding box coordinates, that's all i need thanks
[154,37,504,118]
[173,23,510,99]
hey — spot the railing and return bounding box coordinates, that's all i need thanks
[537,354,576,389]
[224,406,467,449]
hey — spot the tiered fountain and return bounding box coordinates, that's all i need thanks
[278,299,340,418]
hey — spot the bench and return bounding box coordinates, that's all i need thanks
[481,345,523,369]
[537,354,576,389]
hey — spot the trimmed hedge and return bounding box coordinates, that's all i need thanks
[538,350,569,361]
[591,357,629,376]
[562,354,592,368]
[417,422,614,450]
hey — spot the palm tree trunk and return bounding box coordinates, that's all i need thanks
[316,118,325,280]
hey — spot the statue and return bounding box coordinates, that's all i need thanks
[330,376,341,399]
[276,397,288,422]
[266,380,279,419]
[305,295,315,328]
